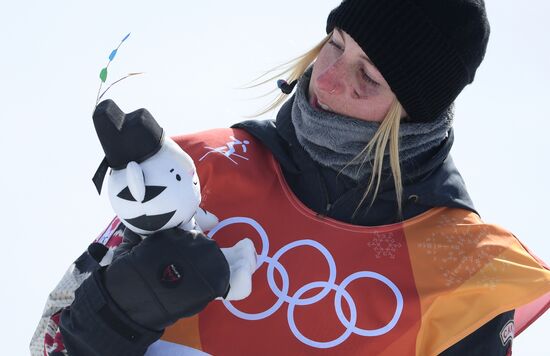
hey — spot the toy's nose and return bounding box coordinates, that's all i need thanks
[117,185,167,203]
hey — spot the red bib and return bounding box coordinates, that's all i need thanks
[146,128,550,356]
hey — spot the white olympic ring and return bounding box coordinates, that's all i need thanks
[224,256,289,321]
[335,271,403,337]
[268,239,337,305]
[208,217,404,348]
[288,280,356,348]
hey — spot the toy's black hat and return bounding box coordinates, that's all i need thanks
[92,99,164,194]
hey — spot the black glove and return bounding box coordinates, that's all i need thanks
[102,227,230,331]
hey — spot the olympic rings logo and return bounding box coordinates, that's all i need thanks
[208,217,404,349]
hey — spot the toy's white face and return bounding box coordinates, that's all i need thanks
[107,138,201,235]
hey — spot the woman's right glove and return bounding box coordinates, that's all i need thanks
[102,227,232,331]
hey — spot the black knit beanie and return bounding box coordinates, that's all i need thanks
[326,0,490,122]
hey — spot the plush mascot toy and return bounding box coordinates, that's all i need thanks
[91,99,256,301]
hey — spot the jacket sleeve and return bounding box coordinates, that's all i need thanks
[439,310,514,356]
[59,268,162,356]
[30,218,161,356]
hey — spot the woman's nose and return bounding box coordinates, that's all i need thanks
[316,58,347,95]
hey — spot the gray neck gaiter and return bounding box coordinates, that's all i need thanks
[291,67,454,182]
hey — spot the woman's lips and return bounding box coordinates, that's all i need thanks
[309,93,319,109]
[318,100,332,111]
[310,93,332,112]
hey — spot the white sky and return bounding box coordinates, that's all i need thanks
[1,0,548,354]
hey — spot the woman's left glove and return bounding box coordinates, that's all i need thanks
[102,227,230,330]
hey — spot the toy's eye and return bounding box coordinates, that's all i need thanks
[117,187,136,201]
[117,186,167,202]
[143,186,167,202]
[176,174,181,181]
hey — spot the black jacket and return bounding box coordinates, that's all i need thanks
[58,97,514,355]
[234,97,477,226]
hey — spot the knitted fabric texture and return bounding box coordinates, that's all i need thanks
[291,67,453,182]
[326,0,490,122]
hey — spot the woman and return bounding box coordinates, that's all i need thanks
[32,0,550,355]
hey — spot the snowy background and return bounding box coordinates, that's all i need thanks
[1,0,548,354]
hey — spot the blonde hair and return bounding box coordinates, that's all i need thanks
[247,34,405,219]
[346,99,404,218]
